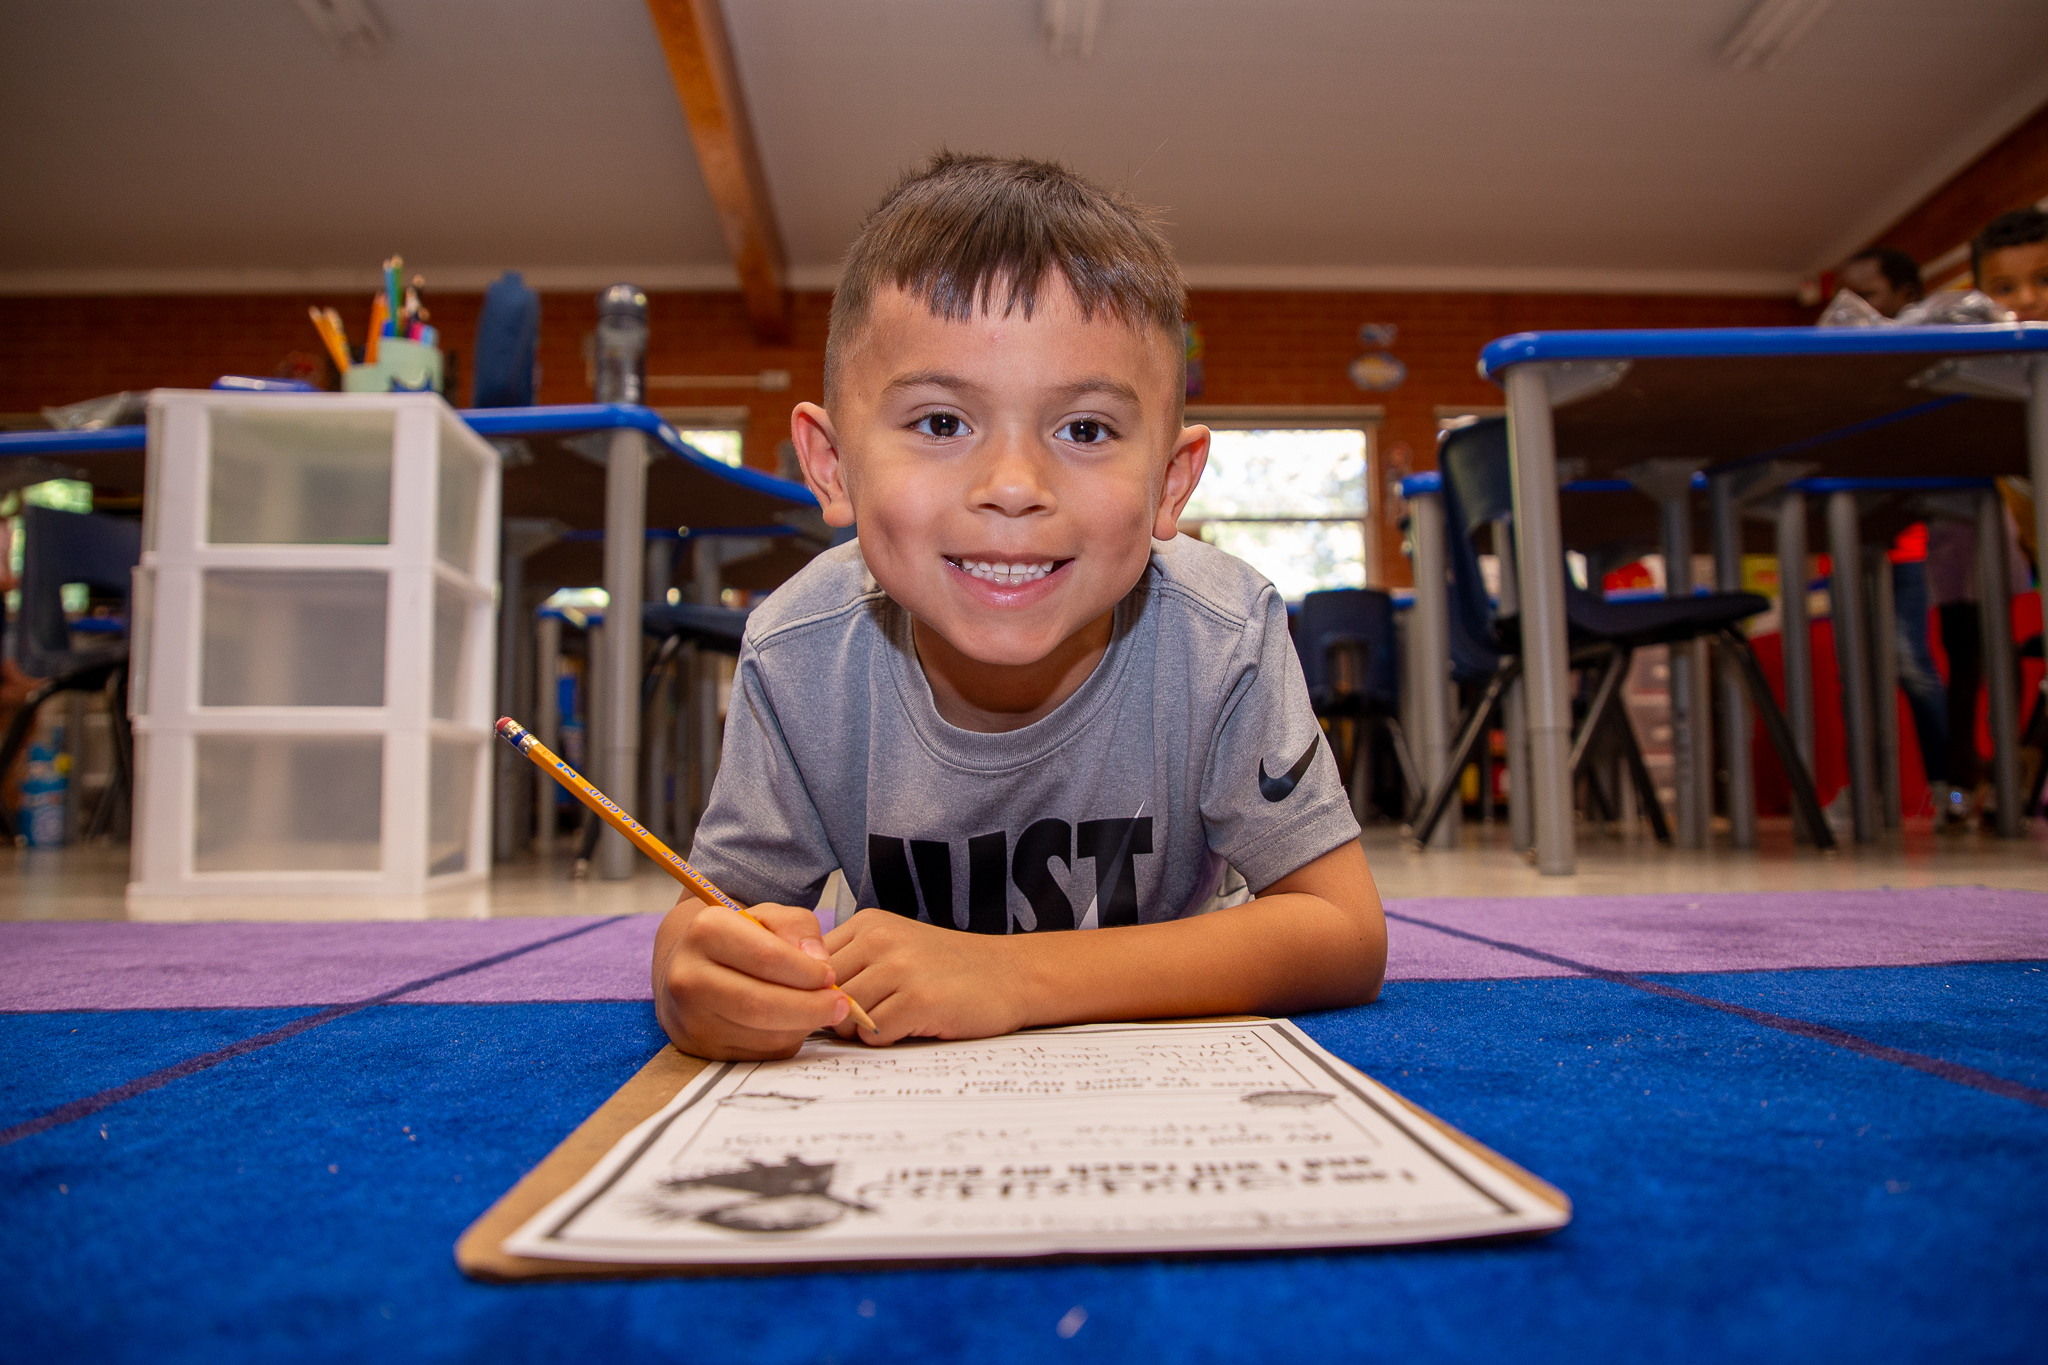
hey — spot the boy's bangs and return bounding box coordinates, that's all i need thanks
[826,153,1186,400]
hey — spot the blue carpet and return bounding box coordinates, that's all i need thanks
[1647,961,2048,1090]
[0,1007,323,1130]
[3,974,2045,1364]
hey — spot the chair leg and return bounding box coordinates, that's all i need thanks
[1411,661,1519,848]
[1608,703,1674,844]
[1380,717,1424,822]
[1566,649,1629,775]
[1716,628,1836,851]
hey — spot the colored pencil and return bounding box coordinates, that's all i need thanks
[366,291,386,364]
[494,717,879,1034]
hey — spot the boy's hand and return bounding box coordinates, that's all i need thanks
[652,895,850,1061]
[824,909,1029,1045]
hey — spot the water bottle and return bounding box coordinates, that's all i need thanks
[22,741,69,847]
[593,284,648,405]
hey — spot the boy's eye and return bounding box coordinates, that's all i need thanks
[912,412,965,438]
[1058,418,1110,445]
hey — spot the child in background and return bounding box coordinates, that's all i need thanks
[652,154,1386,1060]
[1929,207,2048,828]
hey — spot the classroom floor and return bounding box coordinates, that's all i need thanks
[8,822,2046,1362]
[12,814,2048,922]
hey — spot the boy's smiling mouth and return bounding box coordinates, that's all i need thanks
[944,556,1071,588]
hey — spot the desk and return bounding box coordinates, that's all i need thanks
[1481,325,2048,874]
[0,401,818,882]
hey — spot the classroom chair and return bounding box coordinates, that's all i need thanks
[1407,418,1833,851]
[1295,587,1420,821]
[571,602,752,869]
[0,505,142,840]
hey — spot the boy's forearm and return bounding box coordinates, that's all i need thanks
[997,871,1386,1026]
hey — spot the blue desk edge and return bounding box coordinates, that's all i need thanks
[1478,323,2048,382]
[0,401,817,509]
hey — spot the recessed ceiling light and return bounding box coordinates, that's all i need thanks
[293,0,389,60]
[1043,0,1105,61]
[1720,0,1834,71]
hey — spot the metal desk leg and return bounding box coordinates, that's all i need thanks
[1868,551,1902,830]
[1407,488,1457,849]
[535,611,562,843]
[1827,491,1875,842]
[1494,517,1533,854]
[1711,475,1756,848]
[600,428,648,881]
[1505,365,1576,875]
[1977,489,2022,837]
[494,536,527,863]
[1659,492,1710,849]
[1775,493,1816,778]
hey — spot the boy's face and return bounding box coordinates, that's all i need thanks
[793,276,1207,673]
[1838,258,1917,319]
[1979,241,2048,323]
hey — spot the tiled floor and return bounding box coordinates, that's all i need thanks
[11,816,2048,920]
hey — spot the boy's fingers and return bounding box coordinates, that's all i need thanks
[687,909,837,991]
[746,902,826,949]
[684,961,847,1036]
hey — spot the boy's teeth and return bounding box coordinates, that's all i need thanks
[954,558,1055,586]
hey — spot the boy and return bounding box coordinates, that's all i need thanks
[653,154,1386,1061]
[1974,205,2048,324]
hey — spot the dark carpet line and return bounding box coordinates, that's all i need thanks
[0,916,631,1147]
[1383,910,2048,1111]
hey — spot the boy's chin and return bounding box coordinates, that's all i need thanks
[915,612,1105,673]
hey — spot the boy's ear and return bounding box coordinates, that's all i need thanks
[790,402,856,528]
[1152,424,1211,541]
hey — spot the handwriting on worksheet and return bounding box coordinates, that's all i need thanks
[506,1021,1568,1265]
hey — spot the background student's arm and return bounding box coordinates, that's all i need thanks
[823,838,1386,1044]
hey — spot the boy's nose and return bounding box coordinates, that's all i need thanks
[969,434,1056,517]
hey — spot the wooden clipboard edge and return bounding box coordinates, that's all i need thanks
[454,1018,1568,1283]
[457,1044,711,1282]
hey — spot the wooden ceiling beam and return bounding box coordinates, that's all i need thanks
[645,0,792,343]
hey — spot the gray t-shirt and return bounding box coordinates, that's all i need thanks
[688,536,1361,933]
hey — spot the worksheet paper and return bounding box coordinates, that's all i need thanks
[505,1020,1567,1265]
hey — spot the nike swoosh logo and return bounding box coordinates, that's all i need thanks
[1258,739,1321,802]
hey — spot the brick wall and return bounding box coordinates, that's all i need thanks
[1867,97,2048,273]
[0,283,1800,586]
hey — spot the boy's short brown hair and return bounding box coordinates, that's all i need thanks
[825,152,1187,406]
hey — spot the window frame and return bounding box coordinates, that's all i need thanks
[1181,405,1385,592]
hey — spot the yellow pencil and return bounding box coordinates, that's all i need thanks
[308,306,351,373]
[494,717,878,1034]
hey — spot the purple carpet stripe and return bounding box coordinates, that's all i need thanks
[1384,909,2048,1110]
[0,916,628,1148]
[0,915,659,1011]
[1382,887,2048,980]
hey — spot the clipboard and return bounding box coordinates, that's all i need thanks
[457,1022,1569,1282]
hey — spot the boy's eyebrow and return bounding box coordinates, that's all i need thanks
[879,371,1145,407]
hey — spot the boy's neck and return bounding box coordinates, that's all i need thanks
[913,611,1115,734]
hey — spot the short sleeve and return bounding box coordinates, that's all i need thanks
[684,644,838,911]
[1197,586,1361,891]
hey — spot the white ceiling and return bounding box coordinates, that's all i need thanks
[4,0,2047,296]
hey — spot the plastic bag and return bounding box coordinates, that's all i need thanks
[1894,289,2012,326]
[41,391,148,431]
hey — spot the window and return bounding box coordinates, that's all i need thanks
[1179,422,1374,601]
[657,407,747,469]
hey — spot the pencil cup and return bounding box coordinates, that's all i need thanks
[344,338,444,394]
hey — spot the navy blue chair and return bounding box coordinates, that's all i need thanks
[1,506,142,840]
[572,601,752,866]
[1296,588,1418,819]
[1410,418,1832,850]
